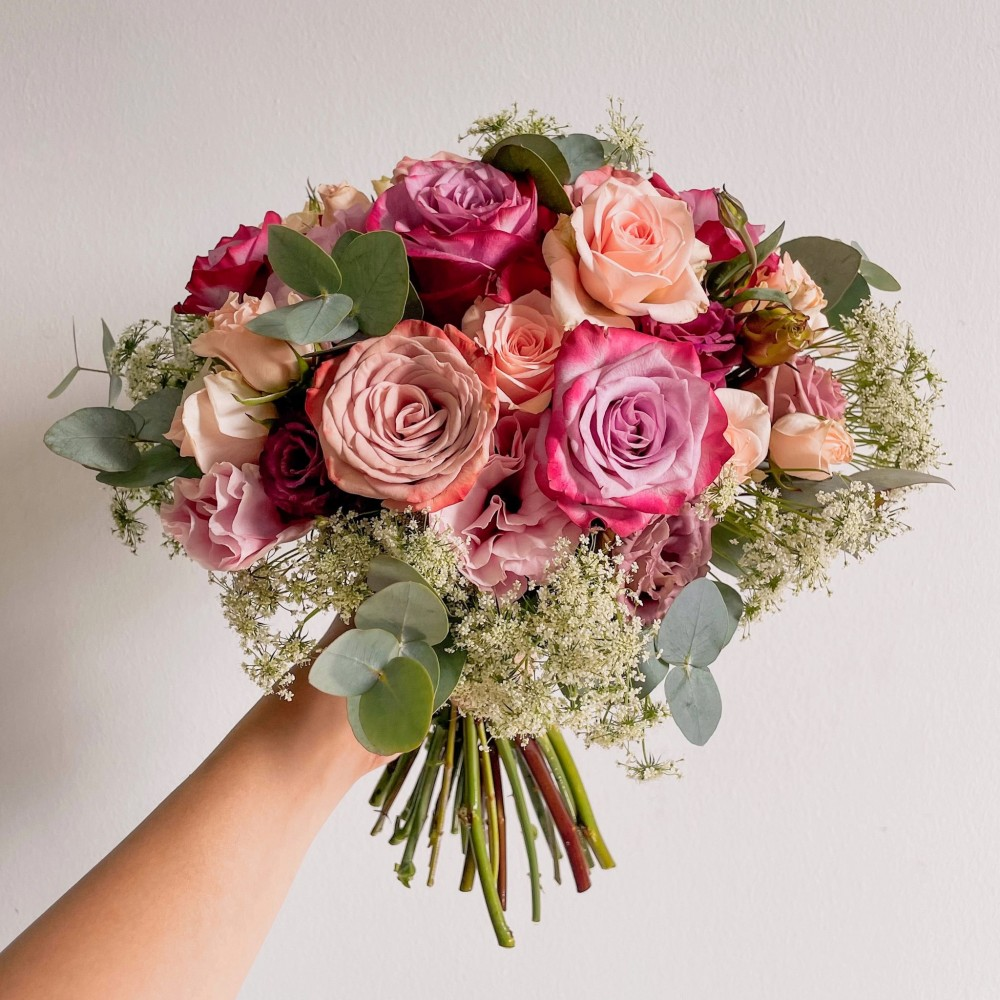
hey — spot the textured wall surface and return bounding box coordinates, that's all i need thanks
[1,1,997,997]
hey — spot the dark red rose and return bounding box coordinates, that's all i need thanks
[175,211,282,315]
[258,416,341,518]
[641,302,743,387]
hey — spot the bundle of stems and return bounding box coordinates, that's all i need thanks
[366,704,615,947]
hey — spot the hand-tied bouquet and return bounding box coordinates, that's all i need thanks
[45,105,946,946]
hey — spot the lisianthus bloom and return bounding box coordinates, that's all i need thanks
[165,370,276,473]
[365,157,546,324]
[742,356,847,422]
[432,412,576,598]
[160,462,309,572]
[769,412,854,480]
[191,292,306,393]
[462,291,564,413]
[305,320,498,512]
[544,176,710,331]
[258,414,343,518]
[539,322,732,535]
[677,188,765,263]
[744,252,828,332]
[175,211,281,315]
[614,506,713,625]
[714,388,771,483]
[641,302,743,387]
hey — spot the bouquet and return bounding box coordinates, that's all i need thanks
[44,105,946,947]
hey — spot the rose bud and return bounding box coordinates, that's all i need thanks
[739,305,813,367]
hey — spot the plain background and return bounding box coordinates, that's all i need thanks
[1,1,996,997]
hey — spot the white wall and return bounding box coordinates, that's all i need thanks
[1,1,996,997]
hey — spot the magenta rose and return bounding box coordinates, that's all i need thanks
[615,506,713,624]
[539,322,733,535]
[258,415,343,518]
[742,356,847,421]
[175,211,281,315]
[641,302,743,387]
[432,412,577,598]
[678,189,764,263]
[160,462,310,572]
[365,158,546,324]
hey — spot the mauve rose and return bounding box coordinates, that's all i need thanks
[615,507,713,625]
[678,188,765,263]
[539,322,733,535]
[176,211,281,315]
[160,462,310,572]
[743,356,847,422]
[259,416,341,518]
[365,158,545,324]
[432,412,577,597]
[305,320,498,512]
[641,302,743,387]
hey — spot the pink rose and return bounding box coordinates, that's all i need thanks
[714,388,771,483]
[769,413,855,480]
[164,370,276,473]
[544,177,710,331]
[191,292,306,393]
[176,211,281,315]
[539,322,733,535]
[304,320,498,512]
[391,150,472,183]
[365,158,544,324]
[742,356,847,422]
[432,412,577,597]
[462,291,564,413]
[568,165,647,205]
[641,301,743,387]
[678,188,765,263]
[614,506,713,625]
[160,462,309,572]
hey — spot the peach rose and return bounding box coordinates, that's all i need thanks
[317,182,371,221]
[191,292,306,393]
[714,388,771,483]
[769,412,854,480]
[749,252,828,332]
[461,291,564,413]
[164,370,276,473]
[543,176,710,330]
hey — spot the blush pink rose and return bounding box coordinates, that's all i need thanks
[614,506,713,625]
[769,413,855,480]
[461,291,564,413]
[164,370,276,473]
[305,320,498,512]
[539,322,733,535]
[745,252,828,331]
[568,165,646,205]
[160,462,309,572]
[742,356,847,422]
[678,188,765,263]
[714,388,771,483]
[432,412,577,597]
[544,177,710,331]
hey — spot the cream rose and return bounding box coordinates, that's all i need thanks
[714,388,771,483]
[191,292,306,394]
[543,176,710,330]
[752,252,828,332]
[461,291,564,413]
[317,182,371,220]
[769,412,854,480]
[164,370,276,473]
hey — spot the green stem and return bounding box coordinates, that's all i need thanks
[538,732,577,821]
[463,715,515,947]
[516,751,562,884]
[477,721,500,883]
[395,726,446,886]
[546,727,615,870]
[427,704,458,887]
[489,741,507,911]
[496,737,541,923]
[369,749,418,836]
[459,836,476,892]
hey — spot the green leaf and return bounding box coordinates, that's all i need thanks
[780,237,863,309]
[635,639,669,698]
[858,258,901,292]
[310,627,400,697]
[44,407,140,472]
[656,578,733,668]
[663,665,722,746]
[354,581,450,645]
[130,387,183,443]
[826,272,870,330]
[400,639,439,693]
[713,582,744,645]
[346,696,380,754]
[724,286,795,309]
[710,523,745,579]
[847,468,952,490]
[551,133,607,182]
[367,554,432,592]
[266,224,343,297]
[432,640,465,707]
[95,443,199,487]
[354,656,435,754]
[331,229,363,261]
[483,134,574,214]
[47,366,81,399]
[245,295,357,345]
[336,231,410,336]
[706,223,785,294]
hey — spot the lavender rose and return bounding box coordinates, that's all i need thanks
[742,356,847,421]
[641,302,743,388]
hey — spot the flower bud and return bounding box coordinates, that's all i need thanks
[715,188,749,233]
[739,305,813,367]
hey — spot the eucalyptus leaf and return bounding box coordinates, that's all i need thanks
[780,237,862,308]
[346,696,381,754]
[336,231,410,336]
[331,229,363,260]
[635,640,669,698]
[310,627,400,696]
[432,640,466,707]
[714,582,744,645]
[483,134,573,214]
[355,655,435,754]
[266,224,343,297]
[551,132,607,182]
[246,295,356,345]
[130,387,183,443]
[858,259,901,292]
[400,640,439,693]
[709,524,745,579]
[95,444,199,487]
[656,578,732,668]
[44,407,140,472]
[367,554,432,592]
[663,665,723,746]
[848,468,952,490]
[826,272,870,330]
[47,366,81,399]
[778,475,853,509]
[354,581,450,645]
